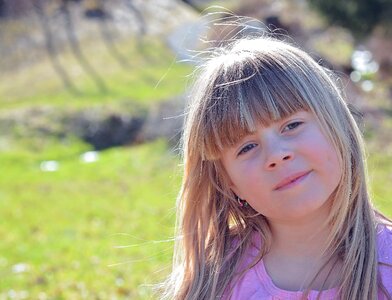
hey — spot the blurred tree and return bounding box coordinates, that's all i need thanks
[307,0,392,40]
[0,0,5,17]
[59,0,107,93]
[83,0,107,19]
[33,0,80,94]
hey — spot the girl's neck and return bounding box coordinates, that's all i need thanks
[267,198,333,258]
[268,217,330,259]
[262,201,342,291]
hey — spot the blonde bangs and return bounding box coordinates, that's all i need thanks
[201,57,308,160]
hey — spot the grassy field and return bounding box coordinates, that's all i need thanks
[1,26,391,300]
[368,151,392,217]
[0,37,190,111]
[0,139,182,299]
[0,35,188,299]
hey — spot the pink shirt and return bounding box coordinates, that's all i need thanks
[225,225,392,299]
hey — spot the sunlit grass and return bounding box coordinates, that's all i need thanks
[310,27,354,66]
[0,32,189,298]
[369,149,392,217]
[0,140,181,299]
[0,37,191,110]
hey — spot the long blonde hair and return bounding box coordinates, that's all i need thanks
[161,36,391,299]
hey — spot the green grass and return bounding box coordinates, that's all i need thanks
[369,150,392,217]
[310,27,354,66]
[0,37,191,111]
[0,139,181,299]
[0,32,189,299]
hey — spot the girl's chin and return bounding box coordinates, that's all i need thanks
[262,201,331,222]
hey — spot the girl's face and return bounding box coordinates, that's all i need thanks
[221,110,342,222]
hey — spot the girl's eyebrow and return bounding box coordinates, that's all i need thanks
[238,130,259,142]
[274,111,307,124]
[231,131,258,150]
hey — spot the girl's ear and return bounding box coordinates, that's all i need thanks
[229,184,243,200]
[223,170,243,199]
[216,160,244,198]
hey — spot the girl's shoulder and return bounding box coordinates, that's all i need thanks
[377,224,392,295]
[377,224,392,263]
[223,232,266,299]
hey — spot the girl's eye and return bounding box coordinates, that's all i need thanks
[238,143,257,156]
[283,121,303,132]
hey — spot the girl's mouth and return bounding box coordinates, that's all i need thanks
[274,170,312,191]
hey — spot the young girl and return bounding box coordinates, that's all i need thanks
[161,35,392,299]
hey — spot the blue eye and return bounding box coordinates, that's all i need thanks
[238,143,257,156]
[283,121,303,132]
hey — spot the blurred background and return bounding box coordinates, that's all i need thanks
[0,0,391,299]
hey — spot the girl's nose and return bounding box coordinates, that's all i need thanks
[263,139,294,170]
[265,152,293,170]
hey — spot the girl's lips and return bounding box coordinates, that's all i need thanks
[274,170,312,191]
